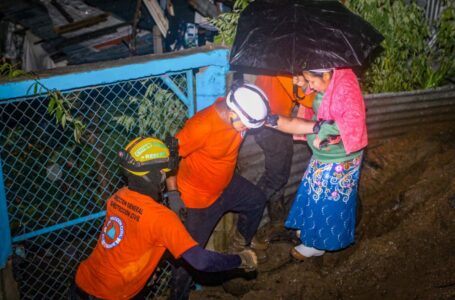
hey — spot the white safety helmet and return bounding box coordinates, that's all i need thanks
[226,82,270,129]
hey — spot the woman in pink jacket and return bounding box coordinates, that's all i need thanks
[266,68,367,260]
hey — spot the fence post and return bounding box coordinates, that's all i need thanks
[195,64,229,112]
[0,158,12,269]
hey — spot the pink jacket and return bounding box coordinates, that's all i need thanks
[294,68,368,154]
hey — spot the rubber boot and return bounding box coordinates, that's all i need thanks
[263,192,294,242]
[229,230,268,263]
[268,197,285,226]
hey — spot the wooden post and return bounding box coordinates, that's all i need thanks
[153,25,163,54]
[130,0,143,56]
[0,259,20,300]
[143,0,169,37]
[188,0,219,18]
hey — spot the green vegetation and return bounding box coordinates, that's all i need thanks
[114,82,188,138]
[0,62,25,78]
[346,0,455,93]
[1,61,85,143]
[210,0,455,93]
[209,0,251,46]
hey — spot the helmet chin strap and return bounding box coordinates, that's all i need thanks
[229,114,241,126]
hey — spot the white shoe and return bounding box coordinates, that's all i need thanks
[294,244,325,257]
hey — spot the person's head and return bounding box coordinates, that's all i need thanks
[226,82,270,132]
[118,136,178,200]
[303,69,334,93]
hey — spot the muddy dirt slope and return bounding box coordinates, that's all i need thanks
[191,124,455,300]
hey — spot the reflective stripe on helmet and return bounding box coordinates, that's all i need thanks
[119,136,173,175]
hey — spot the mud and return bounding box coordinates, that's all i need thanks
[190,124,455,300]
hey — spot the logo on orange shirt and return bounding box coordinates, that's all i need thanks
[101,216,124,249]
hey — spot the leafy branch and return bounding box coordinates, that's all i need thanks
[1,61,85,143]
[209,0,251,46]
[0,62,26,79]
[26,80,85,143]
[346,0,455,93]
[114,82,187,138]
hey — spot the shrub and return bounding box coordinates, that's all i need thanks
[210,0,455,93]
[346,0,455,93]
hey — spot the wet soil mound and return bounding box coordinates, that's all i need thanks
[192,125,455,300]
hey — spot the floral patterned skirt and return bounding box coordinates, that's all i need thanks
[285,156,362,251]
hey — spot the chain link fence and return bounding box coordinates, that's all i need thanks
[0,72,190,299]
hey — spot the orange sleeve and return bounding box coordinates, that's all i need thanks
[176,113,211,158]
[154,211,198,258]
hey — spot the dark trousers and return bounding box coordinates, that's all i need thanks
[169,174,266,300]
[68,282,98,300]
[254,127,294,201]
[69,280,150,300]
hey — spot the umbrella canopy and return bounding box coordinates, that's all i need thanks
[230,0,384,74]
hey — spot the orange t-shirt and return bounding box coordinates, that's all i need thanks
[255,75,294,116]
[255,75,314,116]
[176,101,242,208]
[75,188,197,300]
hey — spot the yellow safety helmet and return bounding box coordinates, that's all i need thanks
[118,137,171,176]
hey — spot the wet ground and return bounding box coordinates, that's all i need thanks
[190,124,455,300]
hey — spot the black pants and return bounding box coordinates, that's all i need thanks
[69,280,150,300]
[254,127,294,201]
[68,282,98,300]
[169,174,266,300]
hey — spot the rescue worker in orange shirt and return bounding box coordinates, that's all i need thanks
[253,74,314,237]
[70,137,257,300]
[167,82,270,300]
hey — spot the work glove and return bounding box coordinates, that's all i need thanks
[265,114,279,128]
[238,249,258,272]
[166,190,187,222]
[312,119,334,134]
[165,136,180,171]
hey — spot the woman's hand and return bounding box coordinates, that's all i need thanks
[313,135,322,150]
[313,135,342,150]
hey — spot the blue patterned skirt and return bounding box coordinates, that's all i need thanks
[285,156,362,251]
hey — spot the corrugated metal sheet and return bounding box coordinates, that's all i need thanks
[238,134,311,205]
[237,84,455,203]
[424,0,445,26]
[366,85,455,140]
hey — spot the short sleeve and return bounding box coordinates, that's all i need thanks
[152,210,198,258]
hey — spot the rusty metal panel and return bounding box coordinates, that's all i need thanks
[238,135,311,204]
[365,85,455,140]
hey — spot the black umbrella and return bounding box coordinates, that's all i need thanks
[230,0,384,74]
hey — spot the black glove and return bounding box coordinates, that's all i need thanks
[265,114,279,128]
[165,190,187,222]
[312,119,335,134]
[238,249,257,272]
[165,136,179,170]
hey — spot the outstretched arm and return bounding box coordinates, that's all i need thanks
[182,246,256,272]
[267,115,316,135]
